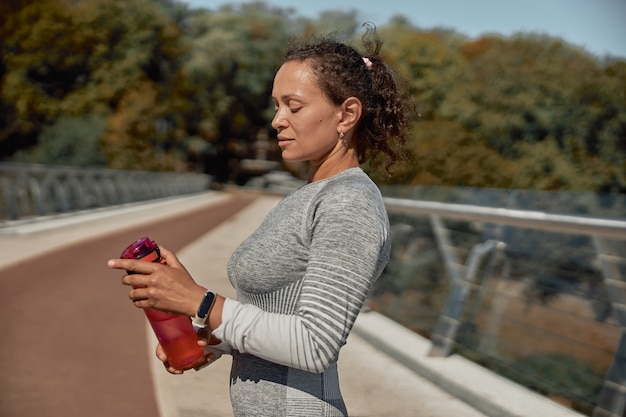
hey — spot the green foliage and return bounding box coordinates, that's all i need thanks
[179,4,292,139]
[0,0,624,192]
[379,23,466,118]
[406,120,517,188]
[1,0,184,170]
[168,3,297,180]
[437,34,625,191]
[14,116,107,167]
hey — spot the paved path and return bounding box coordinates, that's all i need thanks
[0,191,488,417]
[0,192,254,417]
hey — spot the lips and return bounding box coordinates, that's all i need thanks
[277,136,294,147]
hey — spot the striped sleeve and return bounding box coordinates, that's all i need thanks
[213,180,390,373]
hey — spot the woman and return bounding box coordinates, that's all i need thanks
[108,25,411,417]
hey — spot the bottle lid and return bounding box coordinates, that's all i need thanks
[120,237,158,260]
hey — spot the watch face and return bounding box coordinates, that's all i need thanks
[198,291,216,318]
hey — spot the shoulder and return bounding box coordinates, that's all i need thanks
[319,168,384,204]
[311,168,388,224]
[308,169,390,249]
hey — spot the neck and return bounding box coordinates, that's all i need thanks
[308,148,359,183]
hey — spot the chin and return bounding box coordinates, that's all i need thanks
[281,153,305,163]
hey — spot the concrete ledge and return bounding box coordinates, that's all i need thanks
[352,310,585,417]
[0,192,225,236]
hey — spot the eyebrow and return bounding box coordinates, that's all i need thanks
[272,94,305,104]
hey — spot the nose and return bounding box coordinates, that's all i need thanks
[271,107,287,131]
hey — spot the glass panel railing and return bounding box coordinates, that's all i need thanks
[373,186,625,416]
[0,163,212,221]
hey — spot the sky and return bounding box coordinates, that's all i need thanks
[183,0,626,59]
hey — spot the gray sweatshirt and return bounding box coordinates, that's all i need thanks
[213,167,390,416]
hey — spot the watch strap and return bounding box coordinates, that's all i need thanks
[192,290,216,329]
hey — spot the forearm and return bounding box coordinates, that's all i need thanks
[212,298,338,373]
[206,294,225,331]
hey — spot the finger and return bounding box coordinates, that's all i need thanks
[156,343,168,362]
[121,272,153,288]
[167,365,183,375]
[196,327,210,346]
[155,344,183,374]
[159,247,184,269]
[128,286,149,303]
[107,258,155,274]
[192,353,216,371]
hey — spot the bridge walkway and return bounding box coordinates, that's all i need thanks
[0,190,577,417]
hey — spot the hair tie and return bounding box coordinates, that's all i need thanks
[362,57,372,69]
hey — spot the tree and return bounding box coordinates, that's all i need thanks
[379,22,466,120]
[173,3,294,180]
[1,2,624,193]
[512,137,597,191]
[378,24,626,192]
[407,120,516,188]
[14,116,107,167]
[1,0,184,169]
[443,34,625,192]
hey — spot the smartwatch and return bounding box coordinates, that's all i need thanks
[192,290,216,329]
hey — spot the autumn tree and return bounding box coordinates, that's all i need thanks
[173,3,297,181]
[1,0,185,169]
[448,34,626,192]
[1,2,624,192]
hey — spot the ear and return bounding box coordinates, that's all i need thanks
[338,97,362,134]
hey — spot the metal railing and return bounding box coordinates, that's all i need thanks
[3,164,625,416]
[375,194,626,417]
[0,163,212,221]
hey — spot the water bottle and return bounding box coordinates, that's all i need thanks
[120,237,204,371]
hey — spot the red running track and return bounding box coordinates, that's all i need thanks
[0,193,256,417]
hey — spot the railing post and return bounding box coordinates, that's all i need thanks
[428,214,497,357]
[593,236,626,417]
[430,215,465,282]
[1,177,18,220]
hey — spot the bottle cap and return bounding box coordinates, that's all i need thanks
[120,237,159,260]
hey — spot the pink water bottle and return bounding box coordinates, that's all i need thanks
[120,237,204,371]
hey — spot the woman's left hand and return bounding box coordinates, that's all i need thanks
[155,341,218,375]
[107,246,206,317]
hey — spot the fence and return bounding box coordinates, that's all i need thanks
[0,163,212,221]
[374,186,626,417]
[3,165,626,416]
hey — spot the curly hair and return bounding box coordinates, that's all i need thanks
[283,23,411,176]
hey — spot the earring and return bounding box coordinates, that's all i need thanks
[339,132,345,139]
